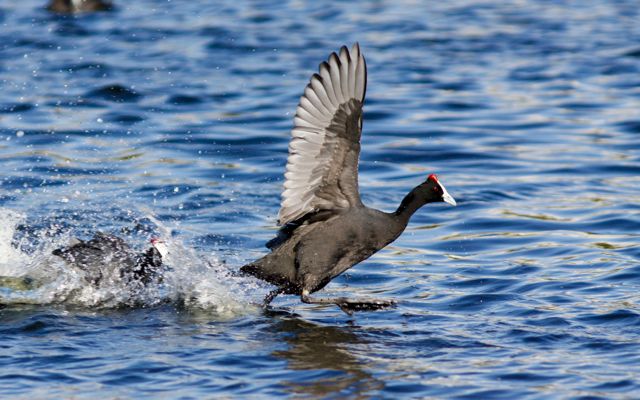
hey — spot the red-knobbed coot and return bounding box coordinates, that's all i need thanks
[52,233,168,286]
[241,43,456,314]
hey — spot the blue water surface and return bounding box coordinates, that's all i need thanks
[1,0,639,398]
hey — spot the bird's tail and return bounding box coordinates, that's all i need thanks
[239,263,261,278]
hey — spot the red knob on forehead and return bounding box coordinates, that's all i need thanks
[427,174,439,183]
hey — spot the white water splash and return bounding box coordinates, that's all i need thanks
[0,208,260,317]
[0,209,29,270]
[0,208,78,305]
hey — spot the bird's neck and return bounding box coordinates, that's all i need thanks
[393,188,426,224]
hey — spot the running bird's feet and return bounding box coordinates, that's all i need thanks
[300,291,396,315]
[335,298,397,315]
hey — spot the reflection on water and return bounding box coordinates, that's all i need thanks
[269,314,384,398]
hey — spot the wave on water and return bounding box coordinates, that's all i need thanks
[0,208,259,316]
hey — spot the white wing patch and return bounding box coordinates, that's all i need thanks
[278,43,367,225]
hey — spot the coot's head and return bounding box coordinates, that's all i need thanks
[141,238,168,271]
[128,238,168,284]
[150,238,169,258]
[419,174,456,206]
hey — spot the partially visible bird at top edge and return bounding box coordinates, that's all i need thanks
[240,43,457,315]
[47,0,113,14]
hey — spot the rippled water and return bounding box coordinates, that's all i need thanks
[1,0,639,398]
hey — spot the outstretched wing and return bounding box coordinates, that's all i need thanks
[278,43,367,225]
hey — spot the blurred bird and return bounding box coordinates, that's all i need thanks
[52,233,168,286]
[47,0,113,13]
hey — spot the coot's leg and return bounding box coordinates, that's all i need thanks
[301,290,395,315]
[263,288,283,307]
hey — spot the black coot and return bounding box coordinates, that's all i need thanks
[47,0,113,13]
[241,44,456,314]
[52,232,167,286]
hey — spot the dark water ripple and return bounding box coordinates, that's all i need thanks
[1,0,640,398]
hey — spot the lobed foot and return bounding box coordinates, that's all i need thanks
[300,291,396,315]
[336,298,397,315]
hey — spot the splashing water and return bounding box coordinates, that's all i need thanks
[0,209,29,269]
[0,208,259,316]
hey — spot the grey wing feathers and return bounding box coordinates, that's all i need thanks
[278,43,367,225]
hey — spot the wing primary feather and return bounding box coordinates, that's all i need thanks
[310,74,334,112]
[299,96,324,119]
[338,46,351,102]
[347,45,357,98]
[318,62,339,106]
[328,53,344,103]
[303,84,331,116]
[296,105,325,128]
[359,52,367,101]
